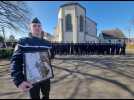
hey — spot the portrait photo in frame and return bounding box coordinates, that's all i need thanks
[24,50,54,84]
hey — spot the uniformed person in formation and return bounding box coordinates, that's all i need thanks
[10,17,53,99]
[120,41,126,55]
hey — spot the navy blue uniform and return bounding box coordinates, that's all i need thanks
[10,35,53,99]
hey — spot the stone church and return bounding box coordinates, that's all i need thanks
[52,2,98,43]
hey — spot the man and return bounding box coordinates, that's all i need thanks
[10,17,53,99]
[121,41,126,55]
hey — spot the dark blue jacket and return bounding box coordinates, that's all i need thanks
[10,35,52,87]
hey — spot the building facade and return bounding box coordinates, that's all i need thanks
[53,2,98,43]
[99,29,126,43]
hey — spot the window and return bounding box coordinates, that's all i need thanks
[65,14,72,32]
[80,15,84,32]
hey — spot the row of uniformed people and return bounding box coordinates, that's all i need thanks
[49,42,126,56]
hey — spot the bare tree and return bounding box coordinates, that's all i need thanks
[0,1,31,48]
[0,1,31,32]
[128,17,134,43]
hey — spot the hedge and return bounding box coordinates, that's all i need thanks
[0,48,14,59]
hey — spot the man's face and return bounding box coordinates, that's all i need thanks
[30,23,42,37]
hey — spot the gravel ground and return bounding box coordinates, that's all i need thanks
[0,55,134,99]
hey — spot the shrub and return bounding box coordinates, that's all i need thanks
[0,48,14,59]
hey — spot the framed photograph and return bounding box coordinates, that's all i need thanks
[24,51,54,84]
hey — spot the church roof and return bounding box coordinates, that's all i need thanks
[102,33,119,39]
[60,2,86,11]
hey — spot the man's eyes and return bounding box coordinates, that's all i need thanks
[33,25,41,27]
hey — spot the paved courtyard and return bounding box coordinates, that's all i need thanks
[0,55,134,99]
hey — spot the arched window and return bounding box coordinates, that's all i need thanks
[65,14,72,32]
[80,15,84,32]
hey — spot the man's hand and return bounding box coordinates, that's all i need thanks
[18,81,33,92]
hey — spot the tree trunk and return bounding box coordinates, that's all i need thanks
[2,27,7,48]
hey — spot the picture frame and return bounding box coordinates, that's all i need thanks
[23,49,54,84]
